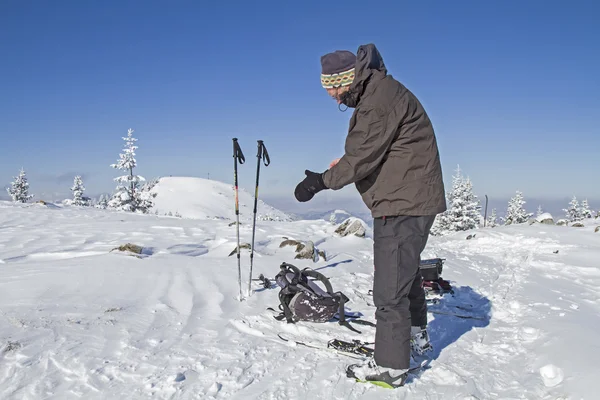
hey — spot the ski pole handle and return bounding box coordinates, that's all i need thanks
[233,138,245,164]
[257,140,270,166]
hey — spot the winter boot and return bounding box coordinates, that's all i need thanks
[411,326,433,355]
[346,358,409,388]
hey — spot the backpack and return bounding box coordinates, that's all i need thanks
[271,262,369,333]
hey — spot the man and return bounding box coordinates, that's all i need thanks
[294,43,446,388]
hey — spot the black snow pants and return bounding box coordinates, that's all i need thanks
[372,214,436,370]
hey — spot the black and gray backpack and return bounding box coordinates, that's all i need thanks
[270,262,372,333]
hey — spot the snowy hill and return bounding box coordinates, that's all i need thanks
[293,208,374,227]
[0,201,599,399]
[149,176,291,222]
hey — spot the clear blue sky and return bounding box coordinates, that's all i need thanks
[1,0,598,214]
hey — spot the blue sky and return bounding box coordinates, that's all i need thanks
[1,0,598,216]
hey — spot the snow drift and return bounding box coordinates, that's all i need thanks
[149,176,291,222]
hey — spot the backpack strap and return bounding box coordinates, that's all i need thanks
[278,290,296,323]
[300,268,334,295]
[335,292,363,333]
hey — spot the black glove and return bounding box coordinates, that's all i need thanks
[294,170,327,202]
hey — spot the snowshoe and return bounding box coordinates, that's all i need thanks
[346,357,429,389]
[346,359,409,388]
[327,338,374,357]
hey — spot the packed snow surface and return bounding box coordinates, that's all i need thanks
[1,196,599,399]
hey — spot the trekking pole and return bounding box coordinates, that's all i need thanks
[232,138,245,301]
[248,140,270,297]
[483,194,488,227]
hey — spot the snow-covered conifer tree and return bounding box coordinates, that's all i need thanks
[95,194,109,209]
[536,205,543,217]
[430,212,450,236]
[329,213,336,225]
[503,191,532,225]
[136,177,159,214]
[70,175,89,206]
[441,166,481,231]
[580,199,592,219]
[430,165,480,234]
[563,196,582,222]
[6,168,34,203]
[108,128,145,211]
[487,208,497,228]
[446,176,481,231]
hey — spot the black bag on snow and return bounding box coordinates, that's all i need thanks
[272,262,367,332]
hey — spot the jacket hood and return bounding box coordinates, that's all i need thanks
[340,43,388,108]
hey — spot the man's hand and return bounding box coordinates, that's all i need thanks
[329,158,341,168]
[294,170,328,202]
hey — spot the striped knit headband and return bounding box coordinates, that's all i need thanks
[321,68,355,88]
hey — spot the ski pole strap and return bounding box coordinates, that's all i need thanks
[258,140,270,167]
[233,138,245,164]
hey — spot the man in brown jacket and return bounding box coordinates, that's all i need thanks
[294,43,446,387]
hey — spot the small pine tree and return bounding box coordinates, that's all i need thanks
[7,168,34,203]
[95,194,109,209]
[430,212,450,236]
[329,213,337,225]
[108,128,146,211]
[536,205,543,217]
[487,208,497,228]
[563,196,582,222]
[136,177,159,214]
[447,176,481,231]
[580,199,592,219]
[503,191,532,225]
[430,165,480,235]
[70,176,89,206]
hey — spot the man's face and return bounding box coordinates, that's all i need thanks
[325,86,350,104]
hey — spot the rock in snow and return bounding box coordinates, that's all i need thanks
[536,212,555,225]
[335,218,367,238]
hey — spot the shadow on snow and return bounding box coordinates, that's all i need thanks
[424,284,491,358]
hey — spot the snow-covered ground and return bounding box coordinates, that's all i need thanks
[1,182,599,399]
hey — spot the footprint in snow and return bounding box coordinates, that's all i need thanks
[167,243,209,257]
[509,300,522,315]
[174,372,186,382]
[206,382,222,396]
[519,327,541,342]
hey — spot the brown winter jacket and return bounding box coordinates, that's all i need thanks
[322,43,447,218]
